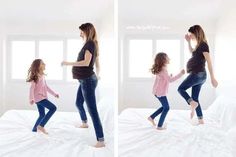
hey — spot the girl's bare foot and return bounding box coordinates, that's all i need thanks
[148,117,156,126]
[157,127,166,130]
[190,100,198,119]
[198,119,204,125]
[37,126,48,135]
[94,141,105,148]
[79,123,89,128]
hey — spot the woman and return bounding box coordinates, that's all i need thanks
[178,25,218,124]
[62,23,104,148]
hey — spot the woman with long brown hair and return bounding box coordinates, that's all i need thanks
[61,23,104,148]
[178,25,218,124]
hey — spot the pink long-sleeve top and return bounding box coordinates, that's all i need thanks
[152,68,183,97]
[29,76,57,103]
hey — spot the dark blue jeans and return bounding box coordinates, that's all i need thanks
[178,71,207,119]
[76,74,104,142]
[32,99,57,132]
[150,96,170,127]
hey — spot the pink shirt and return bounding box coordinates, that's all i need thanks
[29,76,57,103]
[152,69,183,97]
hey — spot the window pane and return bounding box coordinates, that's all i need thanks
[67,39,83,81]
[39,41,63,80]
[11,41,35,79]
[129,40,153,78]
[156,40,180,73]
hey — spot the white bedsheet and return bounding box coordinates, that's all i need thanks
[0,107,114,157]
[119,97,236,157]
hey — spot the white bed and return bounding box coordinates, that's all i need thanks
[0,98,114,157]
[118,96,236,157]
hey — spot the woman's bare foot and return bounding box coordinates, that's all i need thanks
[94,141,105,148]
[190,100,198,119]
[37,126,48,135]
[157,127,166,130]
[79,123,89,128]
[198,119,204,125]
[148,117,156,126]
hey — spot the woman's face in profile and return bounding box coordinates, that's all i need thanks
[80,30,86,40]
[188,32,196,40]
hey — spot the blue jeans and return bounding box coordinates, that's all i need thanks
[76,74,104,142]
[32,99,57,132]
[150,96,170,127]
[178,71,207,119]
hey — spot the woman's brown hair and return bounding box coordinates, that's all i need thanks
[26,59,43,83]
[188,25,208,48]
[79,23,99,57]
[151,52,168,74]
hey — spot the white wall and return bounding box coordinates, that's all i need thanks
[214,1,236,98]
[118,20,218,113]
[0,23,5,115]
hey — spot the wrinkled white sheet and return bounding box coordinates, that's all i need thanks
[119,96,236,157]
[0,99,114,157]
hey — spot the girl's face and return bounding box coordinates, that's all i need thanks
[39,61,45,72]
[165,56,170,64]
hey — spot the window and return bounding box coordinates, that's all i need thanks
[39,41,63,80]
[128,40,153,78]
[156,40,180,74]
[11,41,35,79]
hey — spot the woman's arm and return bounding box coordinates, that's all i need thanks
[185,34,194,53]
[203,52,218,88]
[95,57,100,78]
[62,50,92,67]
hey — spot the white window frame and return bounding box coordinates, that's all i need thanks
[6,35,81,84]
[123,34,185,82]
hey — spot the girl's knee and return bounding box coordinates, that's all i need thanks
[163,106,169,112]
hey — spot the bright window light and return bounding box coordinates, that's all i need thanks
[39,41,63,80]
[156,40,181,74]
[11,41,35,79]
[67,39,83,81]
[129,40,153,78]
[99,38,116,83]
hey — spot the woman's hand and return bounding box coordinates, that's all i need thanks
[211,77,218,88]
[185,34,191,42]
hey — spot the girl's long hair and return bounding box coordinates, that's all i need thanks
[79,23,99,57]
[188,25,208,48]
[151,52,168,74]
[26,59,43,83]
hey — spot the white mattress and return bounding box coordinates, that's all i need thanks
[0,98,114,157]
[119,96,236,157]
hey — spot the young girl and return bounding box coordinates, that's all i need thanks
[148,52,185,130]
[26,59,59,134]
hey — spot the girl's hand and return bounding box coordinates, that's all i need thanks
[211,78,218,88]
[30,100,34,105]
[55,94,59,98]
[185,34,191,42]
[61,61,68,66]
[181,69,185,75]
